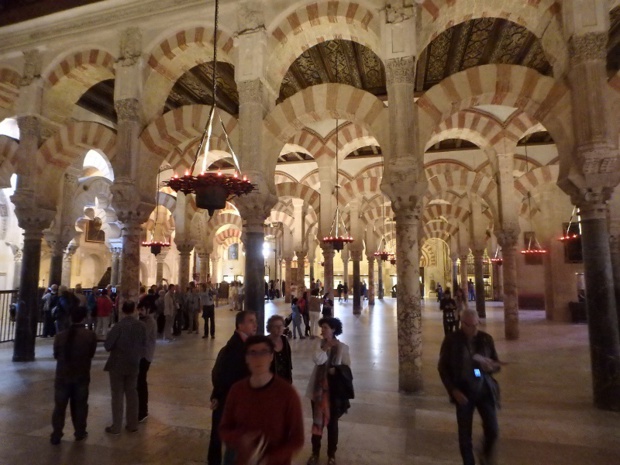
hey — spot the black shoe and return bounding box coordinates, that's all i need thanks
[306,456,318,465]
[202,335,209,339]
[75,432,88,441]
[125,426,138,433]
[139,415,148,423]
[50,435,61,445]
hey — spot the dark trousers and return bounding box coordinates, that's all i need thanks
[310,401,339,458]
[202,305,215,337]
[137,358,151,420]
[208,404,224,465]
[51,378,90,439]
[43,311,56,337]
[302,313,310,336]
[456,393,498,465]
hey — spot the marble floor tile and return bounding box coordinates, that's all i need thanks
[0,299,619,464]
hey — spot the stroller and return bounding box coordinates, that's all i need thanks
[283,314,293,338]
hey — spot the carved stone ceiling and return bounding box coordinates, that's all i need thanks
[608,7,620,73]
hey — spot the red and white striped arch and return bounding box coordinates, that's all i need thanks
[0,135,18,187]
[276,182,321,213]
[215,227,242,246]
[143,26,234,120]
[416,65,572,163]
[422,203,470,225]
[266,1,380,93]
[140,105,238,171]
[43,48,116,122]
[0,68,20,116]
[514,165,558,198]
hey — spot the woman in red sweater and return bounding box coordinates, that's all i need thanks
[219,335,304,465]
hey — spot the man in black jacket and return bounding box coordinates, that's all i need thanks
[207,310,257,465]
[438,308,501,465]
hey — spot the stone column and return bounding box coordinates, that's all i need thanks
[578,200,620,409]
[496,229,519,339]
[459,254,469,290]
[110,246,122,287]
[367,255,375,305]
[46,236,64,287]
[342,253,349,292]
[284,257,293,302]
[322,244,335,300]
[12,248,23,290]
[295,249,307,291]
[198,252,210,283]
[377,259,384,299]
[451,253,459,292]
[472,248,486,319]
[176,242,194,292]
[211,255,220,284]
[11,206,54,361]
[61,245,77,287]
[155,251,167,285]
[351,250,362,314]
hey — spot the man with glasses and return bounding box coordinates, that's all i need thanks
[220,335,304,465]
[438,308,502,465]
[208,311,258,465]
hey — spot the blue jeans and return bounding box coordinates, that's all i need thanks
[456,392,498,465]
[51,378,90,439]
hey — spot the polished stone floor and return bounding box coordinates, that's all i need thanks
[1,297,619,465]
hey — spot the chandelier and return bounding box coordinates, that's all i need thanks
[166,0,254,216]
[558,206,581,241]
[490,246,503,265]
[322,49,353,252]
[142,168,171,256]
[519,136,546,255]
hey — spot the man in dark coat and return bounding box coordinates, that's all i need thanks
[50,306,97,444]
[438,308,502,465]
[207,310,257,465]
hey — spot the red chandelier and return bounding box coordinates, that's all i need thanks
[374,250,390,261]
[142,240,170,256]
[389,254,396,265]
[165,0,254,216]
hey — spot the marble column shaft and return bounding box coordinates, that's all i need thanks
[295,250,307,290]
[119,221,142,304]
[579,202,620,410]
[110,248,122,287]
[12,249,22,290]
[343,258,349,292]
[322,244,335,300]
[61,249,75,287]
[13,226,45,361]
[243,222,267,335]
[393,212,423,392]
[284,259,292,303]
[472,249,486,319]
[367,256,375,305]
[497,231,519,340]
[156,253,166,285]
[459,255,468,290]
[377,259,384,299]
[351,250,362,314]
[177,243,193,292]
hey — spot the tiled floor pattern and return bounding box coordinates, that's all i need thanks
[0,298,619,464]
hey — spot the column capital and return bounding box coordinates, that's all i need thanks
[385,56,415,85]
[350,250,363,261]
[569,32,607,66]
[495,229,520,248]
[176,242,195,255]
[472,248,485,258]
[110,179,153,224]
[383,160,426,212]
[236,187,277,233]
[114,98,140,122]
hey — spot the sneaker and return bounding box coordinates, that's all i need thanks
[104,426,120,435]
[306,456,319,465]
[138,415,148,423]
[75,432,88,441]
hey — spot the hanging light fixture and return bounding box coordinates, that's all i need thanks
[490,246,503,265]
[142,168,171,256]
[558,206,581,241]
[322,48,354,252]
[520,136,547,255]
[166,0,254,216]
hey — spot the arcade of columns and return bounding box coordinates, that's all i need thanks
[1,0,620,410]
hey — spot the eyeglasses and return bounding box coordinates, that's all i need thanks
[246,349,273,357]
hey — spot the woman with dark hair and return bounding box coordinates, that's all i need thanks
[266,315,293,383]
[305,317,353,465]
